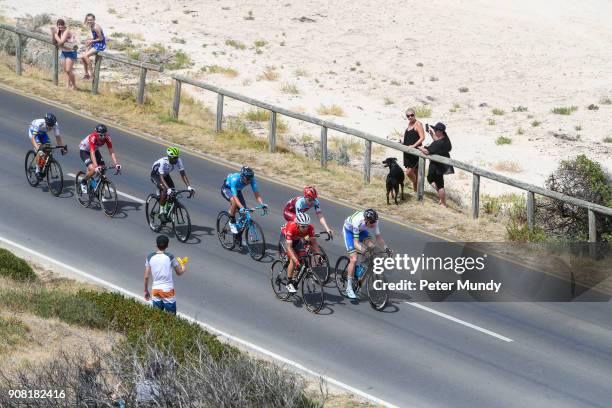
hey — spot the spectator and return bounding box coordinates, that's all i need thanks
[400,108,425,192]
[144,235,186,315]
[81,13,106,80]
[419,122,454,207]
[51,19,77,90]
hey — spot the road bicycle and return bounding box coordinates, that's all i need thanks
[278,231,332,283]
[216,205,267,261]
[145,189,194,243]
[75,166,121,217]
[270,237,325,314]
[24,144,66,196]
[335,247,390,311]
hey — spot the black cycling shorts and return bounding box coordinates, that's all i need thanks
[80,149,104,167]
[151,171,175,190]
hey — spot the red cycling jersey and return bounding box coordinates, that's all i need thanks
[79,132,113,151]
[281,221,314,242]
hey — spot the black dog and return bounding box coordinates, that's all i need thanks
[383,157,404,205]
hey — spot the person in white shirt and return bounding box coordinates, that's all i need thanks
[150,146,194,221]
[144,235,186,314]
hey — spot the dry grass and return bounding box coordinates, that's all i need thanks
[281,82,300,95]
[259,67,279,81]
[493,160,522,173]
[201,64,239,78]
[317,104,345,116]
[0,60,508,242]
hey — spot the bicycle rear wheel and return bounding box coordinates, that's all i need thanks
[74,171,92,208]
[145,194,163,232]
[99,179,118,217]
[24,150,39,187]
[216,211,235,250]
[172,203,191,243]
[302,271,325,314]
[46,159,64,197]
[270,260,291,301]
[312,249,331,285]
[244,220,266,261]
[366,272,389,311]
[278,232,287,261]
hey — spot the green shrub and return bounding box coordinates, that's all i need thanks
[492,108,505,116]
[600,97,612,105]
[603,137,612,143]
[458,87,469,93]
[496,136,512,145]
[244,108,270,122]
[512,106,528,112]
[531,120,541,127]
[413,105,432,118]
[551,106,578,115]
[587,104,599,111]
[505,196,546,242]
[517,127,525,135]
[482,196,502,217]
[0,248,37,281]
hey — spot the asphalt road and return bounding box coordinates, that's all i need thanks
[1,87,611,407]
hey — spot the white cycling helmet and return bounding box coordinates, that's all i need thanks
[295,212,310,226]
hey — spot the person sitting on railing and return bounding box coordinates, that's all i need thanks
[419,122,454,207]
[51,19,78,90]
[81,13,106,80]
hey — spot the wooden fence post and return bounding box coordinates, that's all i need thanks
[91,55,102,95]
[172,79,182,119]
[588,209,597,242]
[417,157,425,200]
[15,34,23,75]
[136,67,148,104]
[472,173,480,219]
[527,191,535,231]
[364,140,372,183]
[320,126,328,168]
[52,45,59,86]
[269,111,277,152]
[216,93,224,132]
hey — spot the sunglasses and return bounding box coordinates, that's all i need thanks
[406,113,415,118]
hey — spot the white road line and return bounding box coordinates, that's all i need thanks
[0,236,399,408]
[406,302,514,342]
[67,172,146,204]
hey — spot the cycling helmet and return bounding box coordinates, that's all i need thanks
[295,212,310,226]
[95,124,108,136]
[240,166,254,179]
[44,113,57,127]
[303,186,318,200]
[364,208,378,223]
[167,147,180,158]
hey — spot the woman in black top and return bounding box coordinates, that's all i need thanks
[419,122,453,207]
[401,108,425,192]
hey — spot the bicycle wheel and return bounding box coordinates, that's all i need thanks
[172,202,191,243]
[99,179,118,217]
[74,171,92,208]
[270,259,291,301]
[244,220,266,261]
[46,158,64,197]
[278,232,287,260]
[145,194,163,232]
[216,211,235,250]
[302,271,325,314]
[334,256,350,297]
[24,150,39,187]
[311,249,331,285]
[366,271,389,311]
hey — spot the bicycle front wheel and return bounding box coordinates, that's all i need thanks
[46,159,64,197]
[270,260,291,301]
[24,150,39,187]
[74,171,91,208]
[312,249,331,285]
[366,272,389,311]
[145,194,163,232]
[99,179,118,217]
[216,211,235,250]
[302,271,325,314]
[244,220,266,261]
[172,203,191,243]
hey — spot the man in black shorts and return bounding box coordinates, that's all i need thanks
[150,147,194,221]
[419,122,453,207]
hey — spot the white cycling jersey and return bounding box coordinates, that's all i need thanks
[28,119,60,138]
[343,210,380,236]
[152,157,185,175]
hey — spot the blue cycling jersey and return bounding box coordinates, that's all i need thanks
[224,172,258,196]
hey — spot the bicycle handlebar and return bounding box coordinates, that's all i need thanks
[243,204,268,215]
[314,231,332,241]
[171,189,194,199]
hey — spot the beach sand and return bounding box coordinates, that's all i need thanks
[2,0,611,199]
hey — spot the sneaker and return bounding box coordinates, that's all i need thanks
[229,222,238,234]
[80,182,88,194]
[286,281,297,293]
[346,286,357,299]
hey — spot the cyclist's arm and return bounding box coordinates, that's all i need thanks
[254,191,265,205]
[318,214,332,234]
[375,233,388,251]
[54,134,64,147]
[310,236,321,253]
[109,149,119,166]
[179,170,191,187]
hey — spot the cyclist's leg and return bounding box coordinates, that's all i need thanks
[160,175,174,208]
[343,227,359,279]
[34,133,49,175]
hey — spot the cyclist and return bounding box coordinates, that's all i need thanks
[283,186,333,237]
[28,113,67,178]
[78,124,121,194]
[150,147,195,222]
[281,212,321,293]
[221,166,268,234]
[343,208,392,299]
